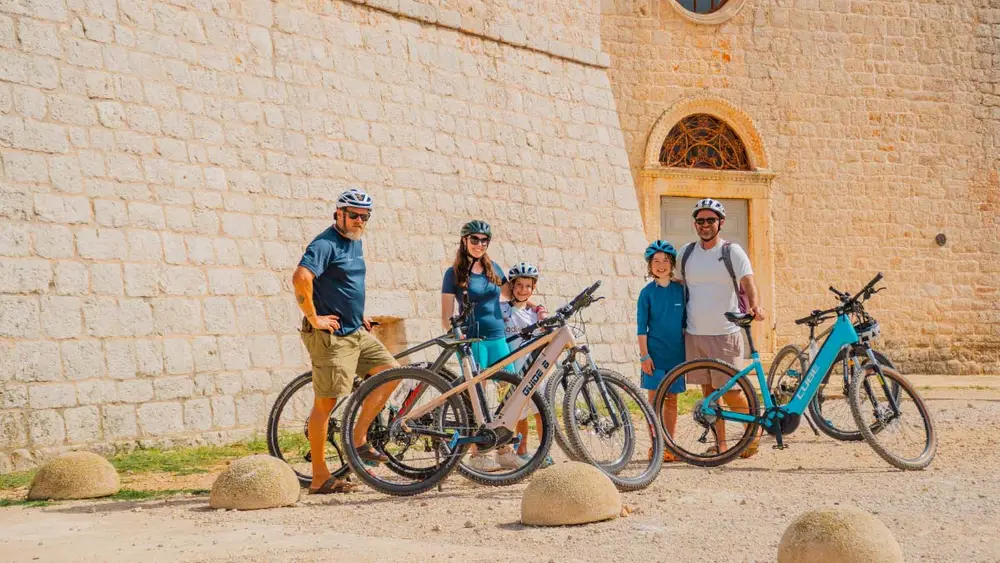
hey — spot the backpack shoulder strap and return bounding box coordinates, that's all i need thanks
[680,242,696,304]
[721,241,741,296]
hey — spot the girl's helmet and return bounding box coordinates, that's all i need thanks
[644,240,677,261]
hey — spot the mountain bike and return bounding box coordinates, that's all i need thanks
[339,281,664,496]
[266,323,466,487]
[768,294,898,442]
[654,273,936,470]
[266,302,592,487]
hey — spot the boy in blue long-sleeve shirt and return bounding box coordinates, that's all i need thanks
[637,240,686,462]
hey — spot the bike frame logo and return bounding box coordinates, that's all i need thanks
[794,364,820,402]
[522,359,551,396]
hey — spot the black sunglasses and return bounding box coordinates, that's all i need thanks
[467,236,490,246]
[694,217,719,226]
[344,210,371,222]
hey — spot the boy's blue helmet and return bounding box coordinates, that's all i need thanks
[644,240,677,261]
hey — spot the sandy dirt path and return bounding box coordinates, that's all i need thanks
[1,389,997,562]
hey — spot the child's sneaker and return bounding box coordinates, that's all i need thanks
[496,451,523,469]
[467,453,502,472]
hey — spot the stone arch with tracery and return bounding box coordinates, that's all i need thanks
[658,113,752,171]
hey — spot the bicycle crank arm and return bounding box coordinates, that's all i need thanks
[446,433,496,450]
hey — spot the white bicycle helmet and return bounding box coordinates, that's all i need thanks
[508,262,539,282]
[692,198,726,219]
[336,188,374,210]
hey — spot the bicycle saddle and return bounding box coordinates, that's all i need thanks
[724,312,754,327]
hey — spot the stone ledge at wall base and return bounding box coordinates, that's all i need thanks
[27,451,121,501]
[521,461,621,526]
[209,455,300,511]
[778,506,904,563]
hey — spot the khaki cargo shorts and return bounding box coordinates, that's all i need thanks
[300,318,398,399]
[684,332,745,388]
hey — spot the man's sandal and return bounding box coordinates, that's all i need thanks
[309,476,359,495]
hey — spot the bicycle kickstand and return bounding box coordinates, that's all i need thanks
[772,427,788,451]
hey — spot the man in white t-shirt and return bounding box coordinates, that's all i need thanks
[678,198,765,458]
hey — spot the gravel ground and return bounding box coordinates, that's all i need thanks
[1,388,997,563]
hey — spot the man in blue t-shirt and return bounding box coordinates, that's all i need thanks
[291,188,399,494]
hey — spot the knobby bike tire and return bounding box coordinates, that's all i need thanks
[653,358,761,468]
[564,370,662,491]
[266,371,349,487]
[848,365,937,470]
[544,367,584,462]
[341,366,470,496]
[455,370,555,487]
[766,345,807,398]
[267,362,461,486]
[809,349,895,442]
[562,368,635,474]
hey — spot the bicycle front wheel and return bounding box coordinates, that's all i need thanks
[544,367,583,461]
[849,365,936,470]
[810,348,895,442]
[564,370,662,491]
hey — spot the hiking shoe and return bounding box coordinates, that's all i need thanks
[467,453,502,472]
[497,451,523,470]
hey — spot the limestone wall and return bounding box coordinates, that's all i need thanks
[603,0,1000,374]
[0,0,644,469]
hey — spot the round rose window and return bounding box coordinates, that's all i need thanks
[676,0,729,14]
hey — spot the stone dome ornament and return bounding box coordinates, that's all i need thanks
[778,506,904,563]
[27,451,121,500]
[209,455,301,510]
[520,462,621,526]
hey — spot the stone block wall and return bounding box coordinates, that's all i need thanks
[603,0,1000,374]
[0,0,645,469]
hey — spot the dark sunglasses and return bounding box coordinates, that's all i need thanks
[694,217,719,226]
[344,210,371,222]
[467,236,490,246]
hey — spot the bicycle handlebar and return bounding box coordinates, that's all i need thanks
[518,280,603,339]
[796,273,884,326]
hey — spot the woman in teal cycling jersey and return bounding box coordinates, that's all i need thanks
[441,219,517,472]
[441,219,514,373]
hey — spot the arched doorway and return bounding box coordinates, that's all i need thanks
[639,96,777,354]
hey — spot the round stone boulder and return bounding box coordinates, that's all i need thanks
[778,506,904,563]
[521,462,620,526]
[209,455,300,510]
[27,451,120,501]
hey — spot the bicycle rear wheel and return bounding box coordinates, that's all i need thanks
[849,365,936,470]
[654,359,761,467]
[564,370,662,491]
[266,371,349,487]
[455,370,555,487]
[809,349,895,441]
[341,367,470,496]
